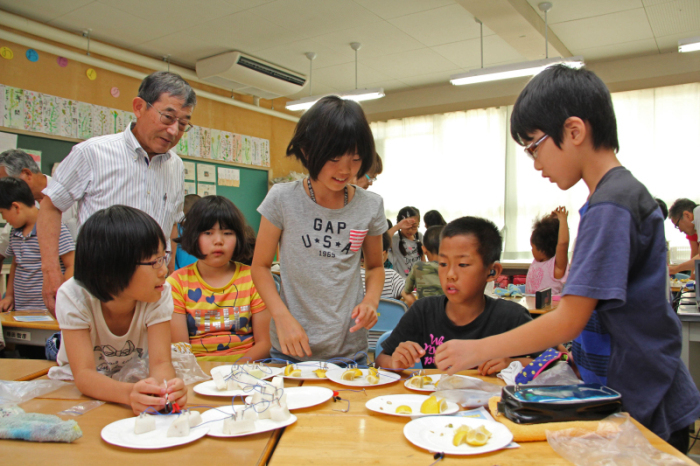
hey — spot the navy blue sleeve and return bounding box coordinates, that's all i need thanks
[564,203,631,310]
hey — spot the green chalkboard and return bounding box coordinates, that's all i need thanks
[3,131,269,233]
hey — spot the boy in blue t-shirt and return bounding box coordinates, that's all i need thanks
[434,65,700,453]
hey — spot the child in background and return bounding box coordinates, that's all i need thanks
[49,206,186,415]
[434,65,700,452]
[668,198,699,276]
[0,177,74,312]
[424,210,447,229]
[173,194,201,270]
[402,225,444,307]
[377,217,536,373]
[388,206,424,278]
[361,232,405,299]
[526,206,569,295]
[168,196,270,362]
[252,96,386,364]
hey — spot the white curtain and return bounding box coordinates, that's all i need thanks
[371,82,700,256]
[371,107,507,228]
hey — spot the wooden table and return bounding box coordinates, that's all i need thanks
[0,358,56,381]
[4,361,300,466]
[1,310,59,347]
[270,370,696,466]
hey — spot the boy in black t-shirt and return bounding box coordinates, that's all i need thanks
[376,217,534,373]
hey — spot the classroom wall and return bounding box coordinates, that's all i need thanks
[0,27,307,179]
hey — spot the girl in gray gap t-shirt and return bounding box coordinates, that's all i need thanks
[252,96,388,363]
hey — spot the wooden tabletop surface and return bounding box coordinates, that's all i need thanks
[269,369,695,466]
[0,309,60,330]
[0,358,56,381]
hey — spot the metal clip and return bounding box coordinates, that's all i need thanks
[428,452,444,466]
[332,396,350,413]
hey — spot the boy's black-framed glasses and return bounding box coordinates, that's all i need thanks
[137,252,171,269]
[524,134,549,160]
[147,102,193,132]
[673,216,682,231]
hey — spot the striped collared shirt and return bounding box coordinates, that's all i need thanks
[43,124,185,239]
[6,222,74,311]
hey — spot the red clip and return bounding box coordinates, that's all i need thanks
[171,403,181,413]
[333,391,339,397]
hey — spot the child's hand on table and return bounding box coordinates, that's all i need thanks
[277,313,312,358]
[391,341,425,369]
[164,378,187,409]
[350,302,377,332]
[130,378,168,415]
[0,295,13,312]
[477,357,513,376]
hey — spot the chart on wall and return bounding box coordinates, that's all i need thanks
[0,84,271,168]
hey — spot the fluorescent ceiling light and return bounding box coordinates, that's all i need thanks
[679,36,700,53]
[285,88,385,112]
[450,56,585,86]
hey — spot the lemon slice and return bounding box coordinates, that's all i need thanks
[466,428,488,446]
[341,369,357,381]
[395,405,412,414]
[408,376,424,388]
[422,376,434,385]
[283,364,296,376]
[476,425,492,439]
[368,367,378,377]
[352,368,363,377]
[313,369,327,378]
[365,374,379,384]
[289,369,302,377]
[419,395,446,414]
[452,426,472,446]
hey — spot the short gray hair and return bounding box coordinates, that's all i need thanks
[0,149,40,176]
[137,71,197,108]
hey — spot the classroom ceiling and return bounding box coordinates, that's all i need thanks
[1,0,699,101]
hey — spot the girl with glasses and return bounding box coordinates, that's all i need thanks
[49,205,186,415]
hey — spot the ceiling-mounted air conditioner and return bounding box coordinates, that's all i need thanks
[196,51,307,100]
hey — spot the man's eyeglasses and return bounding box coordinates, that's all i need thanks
[137,252,171,269]
[147,102,193,132]
[524,134,549,160]
[673,216,682,231]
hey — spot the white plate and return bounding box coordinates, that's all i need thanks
[101,413,209,449]
[280,361,342,380]
[404,374,443,392]
[403,416,513,455]
[366,394,459,417]
[194,366,284,398]
[200,405,296,438]
[325,368,401,387]
[210,365,283,380]
[244,386,334,410]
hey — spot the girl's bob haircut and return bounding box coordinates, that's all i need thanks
[177,195,250,262]
[286,95,376,180]
[75,205,166,302]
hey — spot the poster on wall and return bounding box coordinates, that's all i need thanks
[197,163,216,183]
[183,161,195,181]
[197,183,216,197]
[217,167,240,187]
[20,148,41,171]
[4,87,25,130]
[183,181,196,196]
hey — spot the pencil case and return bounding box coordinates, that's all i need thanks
[497,383,622,424]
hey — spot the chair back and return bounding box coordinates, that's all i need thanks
[368,298,407,353]
[375,330,422,369]
[272,273,281,294]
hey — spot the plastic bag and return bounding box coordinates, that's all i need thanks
[546,413,688,466]
[113,348,210,385]
[528,361,583,386]
[435,374,502,408]
[0,380,68,405]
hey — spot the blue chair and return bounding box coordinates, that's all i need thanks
[375,330,423,369]
[368,298,408,353]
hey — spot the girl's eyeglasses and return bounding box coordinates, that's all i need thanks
[524,134,549,160]
[365,174,377,183]
[137,252,171,269]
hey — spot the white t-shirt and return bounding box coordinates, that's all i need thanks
[49,278,173,380]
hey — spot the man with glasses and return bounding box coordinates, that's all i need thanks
[38,71,196,314]
[668,198,700,277]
